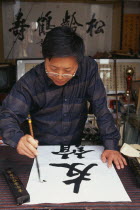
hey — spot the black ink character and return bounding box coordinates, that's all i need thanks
[95,20,105,34]
[61,10,71,27]
[74,146,94,159]
[61,10,83,32]
[35,11,55,36]
[52,145,75,159]
[50,163,98,193]
[52,145,94,159]
[86,13,105,36]
[9,8,30,41]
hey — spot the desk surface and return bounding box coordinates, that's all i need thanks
[0,146,140,210]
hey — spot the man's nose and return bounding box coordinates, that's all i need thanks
[58,74,63,79]
[58,72,63,79]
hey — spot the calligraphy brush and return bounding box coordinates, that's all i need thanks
[27,114,41,182]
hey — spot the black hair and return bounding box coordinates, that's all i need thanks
[42,26,85,63]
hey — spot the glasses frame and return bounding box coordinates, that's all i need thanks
[45,71,76,78]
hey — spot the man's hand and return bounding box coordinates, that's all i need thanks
[101,150,127,170]
[17,135,39,158]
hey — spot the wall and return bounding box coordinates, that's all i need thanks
[124,1,140,14]
[0,1,4,62]
[111,2,122,51]
[122,1,140,52]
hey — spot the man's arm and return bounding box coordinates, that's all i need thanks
[87,61,127,169]
[0,80,38,158]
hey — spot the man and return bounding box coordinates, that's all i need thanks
[0,26,127,169]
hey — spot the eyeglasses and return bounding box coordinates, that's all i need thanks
[46,71,76,78]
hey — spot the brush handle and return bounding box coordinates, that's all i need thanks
[27,114,41,182]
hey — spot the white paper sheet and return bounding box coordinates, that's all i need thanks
[26,145,131,204]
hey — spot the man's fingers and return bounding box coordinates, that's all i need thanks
[107,157,113,168]
[101,150,128,170]
[25,141,38,156]
[108,156,127,169]
[101,154,107,163]
[118,156,127,169]
[119,159,125,169]
[35,139,39,148]
[27,136,38,148]
[17,135,39,158]
[114,159,121,169]
[24,135,38,156]
[122,156,127,166]
[20,147,35,158]
[17,143,35,158]
[114,154,127,169]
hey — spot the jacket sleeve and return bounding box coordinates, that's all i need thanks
[87,61,120,150]
[0,80,32,148]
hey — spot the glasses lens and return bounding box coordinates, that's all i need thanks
[48,72,58,77]
[63,74,73,78]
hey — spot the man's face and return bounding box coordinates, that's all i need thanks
[45,57,78,86]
